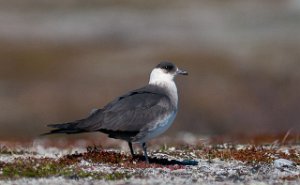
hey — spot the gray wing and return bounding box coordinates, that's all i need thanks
[99,90,172,132]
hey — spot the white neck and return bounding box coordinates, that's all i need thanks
[149,68,178,106]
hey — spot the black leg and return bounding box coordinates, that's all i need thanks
[128,141,134,157]
[142,142,149,164]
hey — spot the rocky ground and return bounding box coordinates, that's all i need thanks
[0,137,299,185]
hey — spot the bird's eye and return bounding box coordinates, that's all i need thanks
[163,65,173,70]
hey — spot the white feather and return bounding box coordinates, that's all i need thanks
[149,68,178,106]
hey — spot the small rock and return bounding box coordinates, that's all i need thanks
[251,164,261,173]
[228,174,241,182]
[68,174,79,180]
[215,169,229,176]
[168,147,175,151]
[274,158,296,170]
[215,175,225,182]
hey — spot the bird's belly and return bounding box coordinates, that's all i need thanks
[139,111,177,142]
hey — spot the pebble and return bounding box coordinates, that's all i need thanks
[274,158,296,170]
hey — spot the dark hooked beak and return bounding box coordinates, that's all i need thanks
[176,68,188,75]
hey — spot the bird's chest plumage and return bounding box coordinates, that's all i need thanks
[137,110,177,142]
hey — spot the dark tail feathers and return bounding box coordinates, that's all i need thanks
[41,120,86,136]
[41,108,103,136]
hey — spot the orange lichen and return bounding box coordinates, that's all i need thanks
[201,145,300,165]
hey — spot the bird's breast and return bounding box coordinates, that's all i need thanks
[139,110,177,142]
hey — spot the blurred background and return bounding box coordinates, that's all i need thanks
[0,0,300,141]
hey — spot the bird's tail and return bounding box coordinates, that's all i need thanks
[41,108,103,136]
[41,119,86,136]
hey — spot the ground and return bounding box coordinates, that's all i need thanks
[0,135,299,185]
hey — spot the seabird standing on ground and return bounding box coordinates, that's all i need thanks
[44,61,188,163]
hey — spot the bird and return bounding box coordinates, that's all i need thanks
[43,61,188,163]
